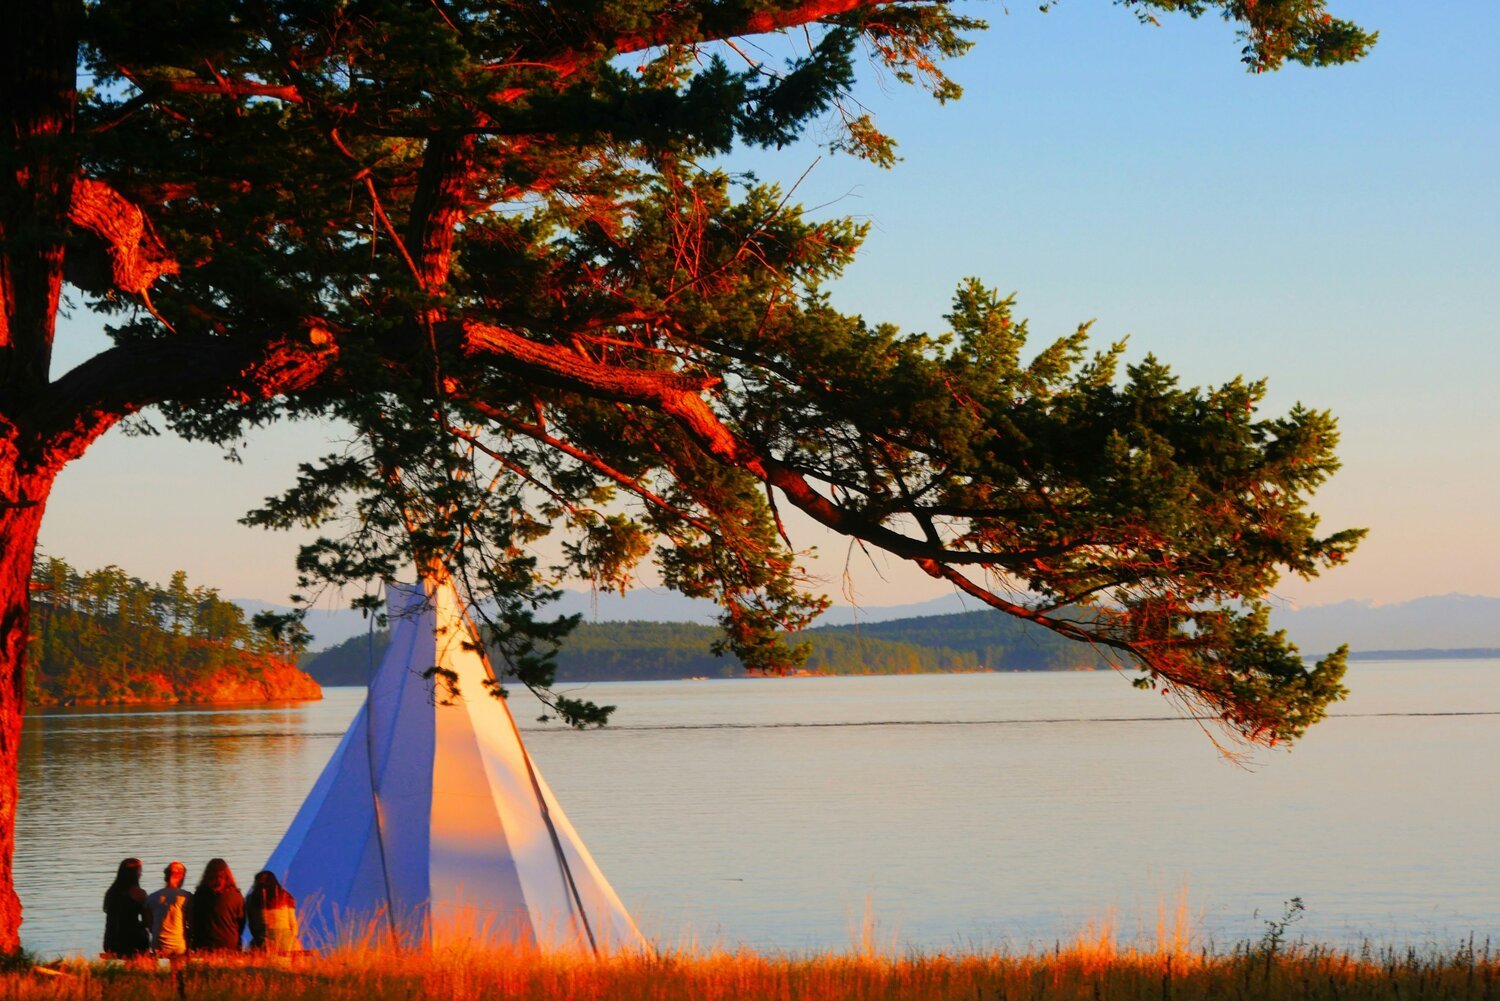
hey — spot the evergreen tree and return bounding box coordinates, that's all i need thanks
[25,555,299,704]
[0,0,1374,949]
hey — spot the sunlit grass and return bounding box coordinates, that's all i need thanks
[9,924,1499,1000]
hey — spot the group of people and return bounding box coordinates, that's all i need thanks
[102,858,302,959]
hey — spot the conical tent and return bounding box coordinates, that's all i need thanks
[264,579,644,952]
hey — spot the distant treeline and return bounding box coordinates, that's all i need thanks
[811,611,1112,671]
[302,608,1110,686]
[27,556,317,705]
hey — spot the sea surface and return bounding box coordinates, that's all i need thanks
[16,662,1500,958]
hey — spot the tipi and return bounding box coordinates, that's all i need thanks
[264,578,644,952]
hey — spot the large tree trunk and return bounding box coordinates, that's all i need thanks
[0,488,48,953]
[0,0,78,957]
[0,0,75,395]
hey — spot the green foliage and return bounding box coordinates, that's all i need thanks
[25,555,298,705]
[67,0,1374,743]
[1111,0,1377,71]
[250,609,314,659]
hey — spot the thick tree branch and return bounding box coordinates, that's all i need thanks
[123,71,303,105]
[502,0,909,75]
[459,321,718,399]
[470,402,718,535]
[915,558,1125,650]
[66,178,178,297]
[35,325,336,468]
[453,320,1045,573]
[404,136,474,292]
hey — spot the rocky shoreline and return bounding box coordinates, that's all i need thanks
[30,660,322,707]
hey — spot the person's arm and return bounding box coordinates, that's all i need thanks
[142,893,156,939]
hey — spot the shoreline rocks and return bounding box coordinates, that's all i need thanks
[29,659,322,708]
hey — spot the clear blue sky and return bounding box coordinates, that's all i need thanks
[42,0,1500,611]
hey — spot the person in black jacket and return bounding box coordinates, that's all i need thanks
[189,858,245,953]
[102,858,150,958]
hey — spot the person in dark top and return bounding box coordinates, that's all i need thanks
[189,858,245,953]
[102,857,150,958]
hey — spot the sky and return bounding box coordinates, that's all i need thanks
[40,0,1500,614]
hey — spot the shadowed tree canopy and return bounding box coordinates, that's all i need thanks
[0,0,1374,950]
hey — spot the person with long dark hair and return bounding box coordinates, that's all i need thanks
[245,871,301,953]
[189,858,245,953]
[102,858,150,958]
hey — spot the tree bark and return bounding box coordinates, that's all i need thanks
[0,0,76,401]
[0,0,77,955]
[0,484,48,954]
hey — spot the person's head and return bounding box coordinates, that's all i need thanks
[106,858,143,899]
[197,858,236,894]
[251,870,291,907]
[162,861,186,889]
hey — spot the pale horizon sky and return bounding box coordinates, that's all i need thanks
[40,0,1500,613]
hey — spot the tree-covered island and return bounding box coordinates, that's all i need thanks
[27,557,320,706]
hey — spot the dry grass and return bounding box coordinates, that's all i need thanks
[6,928,1498,1001]
[3,894,1489,1001]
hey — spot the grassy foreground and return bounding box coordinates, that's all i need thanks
[6,936,1499,1001]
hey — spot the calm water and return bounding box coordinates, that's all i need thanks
[16,662,1500,958]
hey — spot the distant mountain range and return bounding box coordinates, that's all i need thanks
[1267,593,1500,656]
[239,590,1500,658]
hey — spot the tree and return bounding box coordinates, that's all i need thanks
[25,554,297,702]
[0,0,1373,951]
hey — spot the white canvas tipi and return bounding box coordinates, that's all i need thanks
[264,578,644,952]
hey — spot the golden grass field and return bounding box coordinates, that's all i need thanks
[6,904,1497,1001]
[6,940,1496,1001]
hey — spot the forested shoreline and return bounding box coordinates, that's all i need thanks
[25,553,1111,701]
[302,609,1111,687]
[26,557,321,706]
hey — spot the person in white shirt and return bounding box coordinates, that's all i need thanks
[144,861,192,957]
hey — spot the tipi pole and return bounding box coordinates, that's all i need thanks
[514,720,600,955]
[364,601,403,948]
